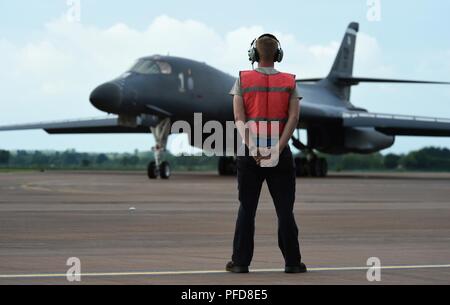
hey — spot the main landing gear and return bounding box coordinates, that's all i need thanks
[148,118,172,180]
[217,134,329,178]
[294,154,328,177]
[217,148,327,178]
[291,135,328,178]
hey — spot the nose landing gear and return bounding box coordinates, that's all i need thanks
[147,158,171,179]
[148,118,172,180]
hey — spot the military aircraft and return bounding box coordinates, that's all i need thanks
[2,22,450,179]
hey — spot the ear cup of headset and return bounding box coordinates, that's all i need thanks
[276,47,284,63]
[248,39,258,63]
[248,48,259,63]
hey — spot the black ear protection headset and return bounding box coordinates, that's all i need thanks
[248,33,284,65]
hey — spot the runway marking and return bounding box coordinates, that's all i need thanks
[1,264,450,279]
[21,183,52,192]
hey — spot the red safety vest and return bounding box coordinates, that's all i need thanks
[240,70,295,137]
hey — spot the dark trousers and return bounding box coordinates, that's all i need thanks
[232,147,302,267]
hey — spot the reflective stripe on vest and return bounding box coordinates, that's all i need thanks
[246,117,289,123]
[240,70,295,137]
[241,87,293,94]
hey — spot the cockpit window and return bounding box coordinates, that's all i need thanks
[129,60,172,75]
[157,61,172,74]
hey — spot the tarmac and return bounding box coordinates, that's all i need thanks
[0,170,449,285]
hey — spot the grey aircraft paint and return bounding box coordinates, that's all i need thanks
[2,22,450,158]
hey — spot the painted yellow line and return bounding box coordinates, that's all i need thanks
[0,264,450,279]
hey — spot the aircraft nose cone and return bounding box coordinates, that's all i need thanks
[90,82,122,113]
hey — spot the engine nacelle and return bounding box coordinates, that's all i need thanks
[343,127,395,154]
[308,126,395,154]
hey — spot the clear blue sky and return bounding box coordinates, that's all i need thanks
[1,0,450,154]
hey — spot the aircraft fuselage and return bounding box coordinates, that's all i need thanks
[89,55,394,155]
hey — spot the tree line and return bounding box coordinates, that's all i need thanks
[325,147,450,171]
[0,149,218,171]
[0,147,450,172]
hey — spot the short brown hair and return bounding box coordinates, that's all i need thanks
[256,36,278,62]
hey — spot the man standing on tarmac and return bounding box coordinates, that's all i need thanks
[226,34,306,274]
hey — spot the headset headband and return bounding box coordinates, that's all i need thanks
[248,33,284,65]
[258,33,280,42]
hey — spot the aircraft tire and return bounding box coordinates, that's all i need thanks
[229,158,237,176]
[318,158,328,177]
[160,161,171,179]
[295,157,308,177]
[147,161,158,179]
[308,158,322,177]
[218,157,227,176]
[218,157,236,176]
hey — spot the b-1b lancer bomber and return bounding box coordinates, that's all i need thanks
[2,22,450,179]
